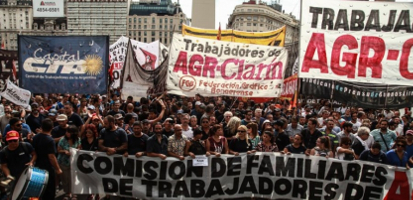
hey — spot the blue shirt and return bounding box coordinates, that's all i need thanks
[370,129,397,152]
[386,150,409,167]
[3,123,32,137]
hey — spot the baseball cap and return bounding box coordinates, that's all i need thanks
[48,109,57,116]
[87,105,95,110]
[6,131,19,141]
[56,114,68,121]
[195,101,201,106]
[406,130,413,136]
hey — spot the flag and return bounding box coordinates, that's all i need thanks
[139,48,157,70]
[12,60,17,81]
[109,62,114,82]
[1,39,4,49]
[217,23,221,40]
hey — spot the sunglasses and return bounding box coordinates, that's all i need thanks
[8,140,18,143]
[396,144,405,148]
[237,130,246,133]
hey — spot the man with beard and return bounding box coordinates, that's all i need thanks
[370,120,397,152]
[168,124,189,160]
[301,118,324,154]
[32,119,62,200]
[25,103,45,134]
[162,118,174,138]
[6,118,30,144]
[337,122,356,143]
[108,101,126,117]
[274,120,290,150]
[124,122,148,158]
[146,122,168,160]
[320,119,339,157]
[51,114,69,145]
[98,115,128,155]
[63,103,84,129]
[241,109,253,126]
[285,116,303,139]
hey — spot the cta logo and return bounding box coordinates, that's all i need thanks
[179,76,196,92]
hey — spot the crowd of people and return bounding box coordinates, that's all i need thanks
[0,93,412,199]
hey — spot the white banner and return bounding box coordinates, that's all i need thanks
[299,0,413,86]
[109,37,167,89]
[32,0,64,18]
[167,34,287,97]
[71,149,413,199]
[0,79,31,108]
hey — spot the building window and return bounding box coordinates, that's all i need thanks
[144,31,147,36]
[152,25,155,29]
[159,19,162,23]
[144,25,147,29]
[139,18,141,23]
[152,18,155,23]
[144,38,147,42]
[138,32,141,36]
[159,32,162,36]
[170,19,173,23]
[133,25,136,29]
[165,18,167,23]
[139,25,141,29]
[253,16,258,21]
[129,18,132,22]
[159,25,162,29]
[165,25,167,29]
[247,16,251,20]
[134,18,136,23]
[151,31,155,36]
[144,18,147,23]
[247,9,251,12]
[152,38,155,42]
[247,23,251,26]
[253,23,257,26]
[260,24,263,27]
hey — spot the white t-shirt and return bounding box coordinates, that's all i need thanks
[336,147,354,160]
[182,126,193,139]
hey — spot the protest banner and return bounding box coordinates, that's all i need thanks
[110,37,168,89]
[280,74,298,101]
[182,24,286,46]
[0,79,31,108]
[300,78,413,109]
[18,36,109,94]
[71,149,413,199]
[121,41,168,100]
[0,49,18,90]
[299,0,413,86]
[166,34,287,97]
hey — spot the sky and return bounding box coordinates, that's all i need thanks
[173,0,301,29]
[172,0,413,29]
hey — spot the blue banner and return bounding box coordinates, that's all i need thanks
[18,36,109,94]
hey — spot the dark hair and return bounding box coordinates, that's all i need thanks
[124,113,135,124]
[340,137,352,146]
[372,142,381,150]
[83,124,98,138]
[294,133,303,145]
[105,115,115,124]
[343,122,353,128]
[65,125,79,143]
[9,117,20,126]
[132,121,142,128]
[308,118,317,126]
[64,102,73,108]
[247,122,258,138]
[263,131,275,143]
[210,124,223,137]
[41,118,54,132]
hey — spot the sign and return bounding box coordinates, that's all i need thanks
[121,41,168,100]
[167,34,287,97]
[109,37,168,89]
[71,149,413,199]
[0,50,18,90]
[33,0,64,18]
[300,78,413,109]
[18,36,109,94]
[182,24,286,46]
[192,156,208,167]
[299,0,413,86]
[280,74,298,101]
[0,79,31,108]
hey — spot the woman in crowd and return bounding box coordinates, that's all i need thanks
[247,122,261,149]
[336,137,355,161]
[77,98,88,120]
[58,125,81,200]
[283,133,307,154]
[206,124,228,157]
[123,113,136,134]
[79,124,99,151]
[310,136,333,158]
[260,120,272,136]
[386,136,410,168]
[229,125,255,155]
[185,131,210,158]
[255,131,278,152]
[189,115,198,129]
[225,116,241,141]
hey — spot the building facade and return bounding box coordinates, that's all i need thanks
[191,0,215,29]
[227,0,299,77]
[66,0,129,44]
[127,0,189,45]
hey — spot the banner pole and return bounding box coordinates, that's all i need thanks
[330,81,335,110]
[384,85,389,109]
